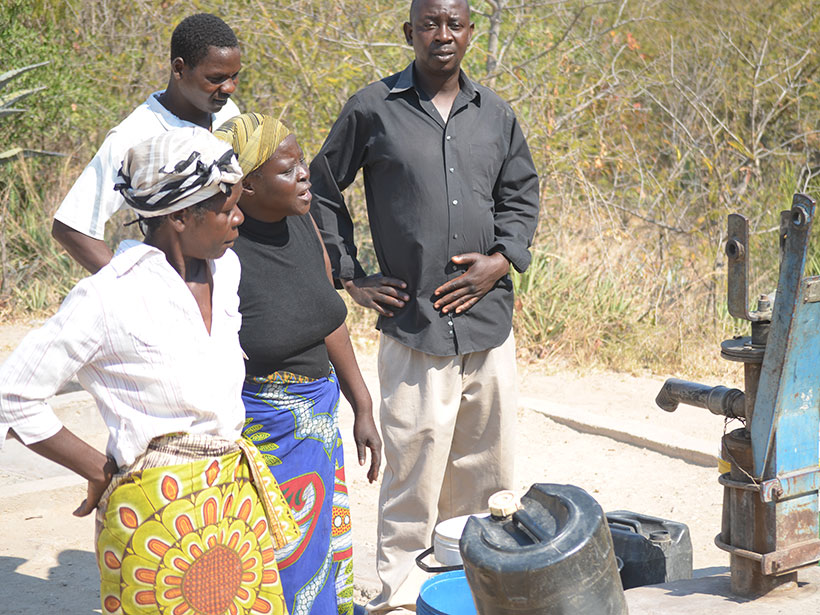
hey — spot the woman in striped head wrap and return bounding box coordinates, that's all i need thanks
[0,126,302,615]
[215,114,382,615]
[116,126,241,216]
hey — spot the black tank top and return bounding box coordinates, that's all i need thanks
[233,212,347,379]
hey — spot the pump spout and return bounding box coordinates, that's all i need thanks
[655,378,745,419]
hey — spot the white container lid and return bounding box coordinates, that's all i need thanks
[433,513,489,566]
[488,490,521,518]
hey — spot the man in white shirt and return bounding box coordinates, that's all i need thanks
[52,12,242,273]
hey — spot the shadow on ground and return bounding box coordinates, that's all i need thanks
[694,566,730,579]
[0,550,100,614]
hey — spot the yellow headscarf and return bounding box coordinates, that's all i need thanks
[214,112,291,176]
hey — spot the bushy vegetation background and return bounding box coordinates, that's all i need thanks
[1,0,818,376]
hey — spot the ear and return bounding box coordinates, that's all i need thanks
[403,21,413,46]
[242,176,255,198]
[168,208,189,232]
[171,57,186,81]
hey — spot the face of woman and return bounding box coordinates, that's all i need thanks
[241,134,312,222]
[179,182,245,260]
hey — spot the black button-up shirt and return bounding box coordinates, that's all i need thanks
[310,62,539,356]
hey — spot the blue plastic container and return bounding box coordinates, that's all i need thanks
[417,570,478,615]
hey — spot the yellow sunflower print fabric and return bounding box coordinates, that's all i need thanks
[97,441,298,615]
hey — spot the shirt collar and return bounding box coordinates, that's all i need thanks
[389,62,479,102]
[109,240,221,280]
[145,91,214,131]
[389,63,416,94]
[109,241,161,277]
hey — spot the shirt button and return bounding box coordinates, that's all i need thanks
[452,200,458,205]
[446,135,452,141]
[449,167,454,173]
[453,233,458,239]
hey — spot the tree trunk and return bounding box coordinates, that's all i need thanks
[485,0,504,87]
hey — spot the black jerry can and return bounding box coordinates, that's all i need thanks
[606,510,693,589]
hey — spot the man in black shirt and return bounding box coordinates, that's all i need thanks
[310,0,539,611]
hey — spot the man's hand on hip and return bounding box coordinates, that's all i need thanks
[433,252,510,315]
[343,274,409,317]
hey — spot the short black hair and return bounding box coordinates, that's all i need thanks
[170,13,238,68]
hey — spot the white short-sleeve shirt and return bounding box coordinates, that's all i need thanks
[53,92,240,240]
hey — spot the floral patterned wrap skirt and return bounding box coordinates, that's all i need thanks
[95,433,299,615]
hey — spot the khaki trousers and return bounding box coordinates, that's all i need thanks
[366,332,517,614]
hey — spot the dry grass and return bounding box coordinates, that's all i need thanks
[505,213,780,381]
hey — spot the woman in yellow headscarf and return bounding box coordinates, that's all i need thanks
[215,114,381,615]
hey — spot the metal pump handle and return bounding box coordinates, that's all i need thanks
[655,378,745,418]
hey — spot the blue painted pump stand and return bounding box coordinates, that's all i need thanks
[739,195,820,582]
[751,194,820,479]
[656,194,820,598]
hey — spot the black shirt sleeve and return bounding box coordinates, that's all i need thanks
[309,95,370,283]
[490,113,540,273]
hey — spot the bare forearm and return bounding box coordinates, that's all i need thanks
[27,427,113,483]
[26,426,117,516]
[325,323,371,414]
[326,322,381,481]
[52,220,113,274]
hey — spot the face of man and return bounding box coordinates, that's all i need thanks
[173,45,241,115]
[404,0,473,80]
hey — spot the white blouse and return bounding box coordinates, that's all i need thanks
[0,242,246,467]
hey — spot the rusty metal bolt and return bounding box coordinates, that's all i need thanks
[725,238,745,259]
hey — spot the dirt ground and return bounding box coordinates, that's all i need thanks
[0,322,729,613]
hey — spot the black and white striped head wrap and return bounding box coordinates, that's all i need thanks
[114,126,244,218]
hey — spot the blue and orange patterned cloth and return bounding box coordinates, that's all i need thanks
[242,367,354,615]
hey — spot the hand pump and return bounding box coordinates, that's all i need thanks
[655,194,820,596]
